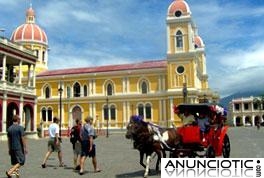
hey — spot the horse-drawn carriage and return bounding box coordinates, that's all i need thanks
[173,103,230,158]
[125,103,230,177]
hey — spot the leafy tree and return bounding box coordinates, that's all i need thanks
[253,94,264,110]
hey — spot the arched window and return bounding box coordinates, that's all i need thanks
[141,81,148,94]
[138,104,144,117]
[145,103,152,119]
[176,30,183,49]
[104,105,109,120]
[35,50,39,57]
[41,108,46,122]
[74,82,81,97]
[47,107,53,122]
[110,105,116,120]
[42,51,45,62]
[45,86,50,98]
[84,85,88,97]
[107,83,113,96]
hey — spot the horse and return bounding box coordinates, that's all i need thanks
[125,115,181,177]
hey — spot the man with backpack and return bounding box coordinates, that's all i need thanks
[79,116,101,175]
[70,118,82,170]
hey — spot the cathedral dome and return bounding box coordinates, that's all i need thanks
[10,7,48,46]
[168,0,191,17]
[194,36,204,48]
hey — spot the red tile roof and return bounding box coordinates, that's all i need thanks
[37,59,167,77]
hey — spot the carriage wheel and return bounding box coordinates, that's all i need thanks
[222,135,231,158]
[205,146,215,158]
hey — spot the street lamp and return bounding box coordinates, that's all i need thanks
[58,82,63,137]
[106,96,109,138]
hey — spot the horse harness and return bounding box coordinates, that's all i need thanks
[146,122,175,151]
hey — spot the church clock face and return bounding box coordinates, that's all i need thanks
[176,66,185,74]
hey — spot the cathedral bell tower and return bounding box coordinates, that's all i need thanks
[166,0,210,103]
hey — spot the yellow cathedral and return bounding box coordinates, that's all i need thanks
[9,0,219,137]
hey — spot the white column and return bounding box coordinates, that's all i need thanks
[169,97,174,122]
[163,99,167,127]
[19,95,23,124]
[93,103,96,120]
[127,77,130,93]
[188,23,194,51]
[1,55,6,81]
[34,97,37,132]
[242,116,245,126]
[167,25,171,54]
[32,65,36,88]
[162,75,165,91]
[18,61,22,85]
[158,75,161,92]
[159,100,162,125]
[27,64,31,87]
[252,115,255,126]
[122,101,126,129]
[127,101,131,118]
[93,79,96,95]
[233,116,236,127]
[2,93,7,132]
[45,50,48,62]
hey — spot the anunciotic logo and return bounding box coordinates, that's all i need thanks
[161,158,263,178]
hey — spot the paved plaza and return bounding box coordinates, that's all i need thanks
[0,127,264,178]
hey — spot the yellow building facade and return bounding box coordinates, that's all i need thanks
[10,0,219,137]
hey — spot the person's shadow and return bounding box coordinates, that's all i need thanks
[116,169,159,178]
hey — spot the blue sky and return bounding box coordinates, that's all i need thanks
[1,0,264,97]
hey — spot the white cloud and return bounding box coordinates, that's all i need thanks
[210,66,264,97]
[38,2,72,28]
[219,43,264,70]
[2,0,264,98]
[48,42,133,70]
[71,11,100,23]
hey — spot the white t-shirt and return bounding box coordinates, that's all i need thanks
[49,123,59,138]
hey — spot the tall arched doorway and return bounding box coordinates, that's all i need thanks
[6,102,19,131]
[72,105,82,126]
[245,116,251,126]
[24,104,33,131]
[235,116,242,126]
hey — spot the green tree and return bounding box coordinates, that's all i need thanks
[253,94,264,110]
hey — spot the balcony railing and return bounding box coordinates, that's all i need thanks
[0,80,35,95]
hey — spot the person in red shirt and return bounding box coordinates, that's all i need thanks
[70,118,82,170]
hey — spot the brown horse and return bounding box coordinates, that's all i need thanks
[125,115,180,177]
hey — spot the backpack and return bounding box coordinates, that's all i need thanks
[70,125,80,144]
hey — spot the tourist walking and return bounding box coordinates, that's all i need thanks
[41,116,64,168]
[70,118,82,170]
[6,115,27,178]
[79,116,101,175]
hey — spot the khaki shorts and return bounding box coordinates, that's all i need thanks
[74,141,82,155]
[48,138,61,152]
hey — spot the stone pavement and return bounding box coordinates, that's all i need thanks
[0,132,161,178]
[0,127,264,178]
